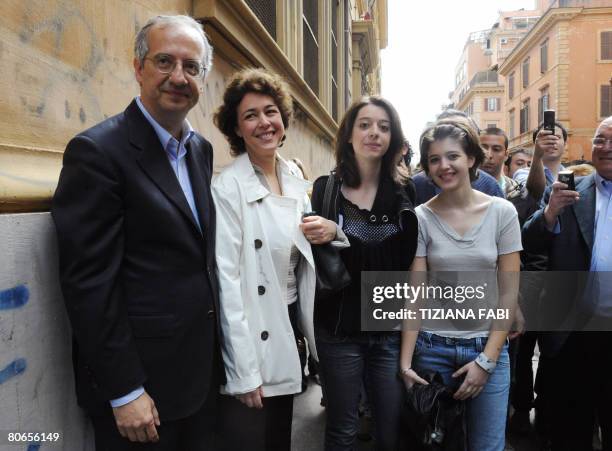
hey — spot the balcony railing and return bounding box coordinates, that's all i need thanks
[469,70,499,88]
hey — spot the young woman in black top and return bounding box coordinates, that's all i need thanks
[308,96,418,450]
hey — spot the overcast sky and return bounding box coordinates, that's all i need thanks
[381,0,536,156]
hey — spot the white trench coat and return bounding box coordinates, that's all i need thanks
[212,153,318,397]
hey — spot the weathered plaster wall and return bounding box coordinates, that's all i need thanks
[0,0,335,211]
[0,213,95,450]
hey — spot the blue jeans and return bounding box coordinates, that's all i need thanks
[316,329,403,451]
[413,332,510,451]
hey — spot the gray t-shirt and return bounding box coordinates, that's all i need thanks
[415,196,522,338]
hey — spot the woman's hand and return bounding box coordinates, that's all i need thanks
[400,368,429,390]
[452,361,490,400]
[300,215,337,244]
[508,305,525,340]
[236,386,264,409]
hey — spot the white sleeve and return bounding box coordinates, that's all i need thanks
[212,182,263,395]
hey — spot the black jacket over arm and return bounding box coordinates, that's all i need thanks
[52,100,222,420]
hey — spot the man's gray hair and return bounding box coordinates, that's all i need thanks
[134,15,213,78]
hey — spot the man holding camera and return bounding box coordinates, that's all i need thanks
[514,119,568,203]
[522,116,612,450]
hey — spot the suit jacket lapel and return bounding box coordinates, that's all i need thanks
[126,101,201,236]
[186,140,210,235]
[572,173,596,252]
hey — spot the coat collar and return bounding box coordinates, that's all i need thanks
[572,172,596,251]
[232,153,312,203]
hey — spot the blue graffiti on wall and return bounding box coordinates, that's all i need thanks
[0,284,30,310]
[0,285,29,383]
[1,285,35,448]
[0,358,27,385]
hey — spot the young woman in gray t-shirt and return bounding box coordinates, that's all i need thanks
[400,118,522,451]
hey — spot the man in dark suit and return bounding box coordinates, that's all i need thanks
[523,116,612,450]
[52,15,221,450]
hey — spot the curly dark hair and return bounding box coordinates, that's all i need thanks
[214,68,293,156]
[335,96,409,187]
[419,117,484,182]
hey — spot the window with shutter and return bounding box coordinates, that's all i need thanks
[540,40,548,73]
[509,73,515,99]
[484,98,499,112]
[522,58,530,88]
[509,110,515,139]
[303,2,319,95]
[245,0,277,40]
[601,31,612,60]
[602,85,612,117]
[538,91,549,124]
[331,0,339,121]
[538,97,543,124]
[344,0,351,109]
[520,100,530,134]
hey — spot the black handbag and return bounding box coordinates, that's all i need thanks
[312,174,351,299]
[404,372,467,451]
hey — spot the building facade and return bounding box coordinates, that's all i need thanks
[499,0,612,161]
[448,6,542,132]
[0,0,388,213]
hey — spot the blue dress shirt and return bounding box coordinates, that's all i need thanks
[135,97,202,231]
[590,174,612,315]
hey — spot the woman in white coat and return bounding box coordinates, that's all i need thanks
[212,68,343,451]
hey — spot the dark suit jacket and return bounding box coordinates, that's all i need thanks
[522,173,596,357]
[52,100,222,421]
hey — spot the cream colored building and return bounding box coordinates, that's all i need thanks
[499,0,612,161]
[448,6,542,132]
[0,0,388,213]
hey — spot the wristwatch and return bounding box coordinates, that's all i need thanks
[474,352,496,374]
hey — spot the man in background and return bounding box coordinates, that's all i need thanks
[505,148,533,179]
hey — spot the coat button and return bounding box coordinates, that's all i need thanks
[258,285,266,295]
[207,309,215,318]
[254,239,263,249]
[382,215,389,223]
[261,331,269,340]
[369,214,377,223]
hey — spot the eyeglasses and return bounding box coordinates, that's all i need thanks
[144,54,205,78]
[592,137,612,148]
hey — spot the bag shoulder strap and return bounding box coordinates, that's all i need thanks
[322,172,335,219]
